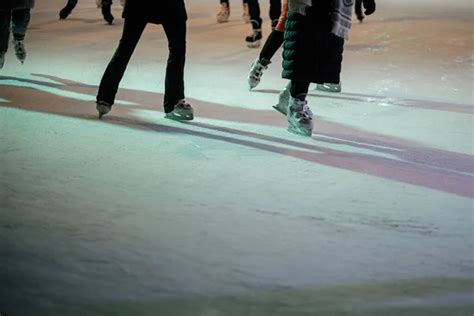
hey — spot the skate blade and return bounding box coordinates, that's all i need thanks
[287,125,312,137]
[247,40,261,48]
[316,85,341,93]
[272,105,287,116]
[165,113,194,121]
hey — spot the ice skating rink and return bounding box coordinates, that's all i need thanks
[0,0,473,315]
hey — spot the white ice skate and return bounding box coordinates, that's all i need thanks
[287,97,313,136]
[0,52,5,69]
[315,82,342,93]
[245,28,262,48]
[272,83,290,115]
[96,100,112,119]
[12,40,26,64]
[165,100,194,121]
[248,58,270,90]
[217,3,230,23]
[242,3,250,23]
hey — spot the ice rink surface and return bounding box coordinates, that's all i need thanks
[0,0,473,315]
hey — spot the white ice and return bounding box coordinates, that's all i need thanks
[0,0,473,315]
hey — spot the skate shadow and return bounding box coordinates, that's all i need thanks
[253,88,474,114]
[1,73,472,198]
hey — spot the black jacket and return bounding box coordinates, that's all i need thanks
[122,0,187,24]
[282,1,344,84]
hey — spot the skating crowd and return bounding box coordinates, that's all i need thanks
[0,0,375,136]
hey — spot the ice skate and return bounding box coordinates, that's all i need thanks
[12,40,26,64]
[165,100,194,121]
[242,3,250,23]
[217,3,230,23]
[287,97,313,137]
[315,82,342,93]
[245,28,262,48]
[248,58,270,90]
[0,52,5,69]
[59,2,76,20]
[273,83,290,115]
[102,4,114,25]
[96,100,112,119]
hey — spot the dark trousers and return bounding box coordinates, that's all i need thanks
[0,9,31,54]
[290,80,310,100]
[247,0,281,29]
[97,19,187,113]
[259,29,283,61]
[66,0,112,5]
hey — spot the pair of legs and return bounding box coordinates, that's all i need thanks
[97,18,188,115]
[59,0,114,24]
[0,9,31,68]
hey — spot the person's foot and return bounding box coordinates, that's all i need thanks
[217,3,230,23]
[165,100,194,121]
[0,52,5,69]
[96,100,112,119]
[242,3,250,23]
[59,2,76,20]
[102,4,114,25]
[12,40,26,64]
[248,58,270,90]
[287,97,313,136]
[315,82,342,93]
[245,29,262,48]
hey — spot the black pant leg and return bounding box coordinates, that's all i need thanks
[11,9,30,41]
[97,19,147,105]
[290,80,310,100]
[0,11,11,54]
[269,0,281,24]
[162,20,187,113]
[220,0,229,4]
[259,29,283,61]
[247,0,262,29]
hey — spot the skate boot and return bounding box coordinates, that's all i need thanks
[102,3,114,25]
[245,26,262,48]
[248,58,270,90]
[165,100,194,121]
[12,40,26,64]
[0,52,5,69]
[217,3,230,23]
[96,100,112,119]
[315,82,342,93]
[287,97,313,137]
[271,19,279,30]
[242,3,251,23]
[273,83,291,115]
[59,1,76,20]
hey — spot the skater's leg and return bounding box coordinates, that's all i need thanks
[11,9,30,63]
[245,0,263,47]
[217,0,230,23]
[355,0,364,22]
[259,29,284,61]
[0,11,11,54]
[97,19,146,106]
[269,0,281,28]
[162,20,187,113]
[287,80,313,136]
[0,11,11,68]
[59,0,78,20]
[11,9,30,42]
[247,0,262,27]
[101,0,114,25]
[289,80,310,100]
